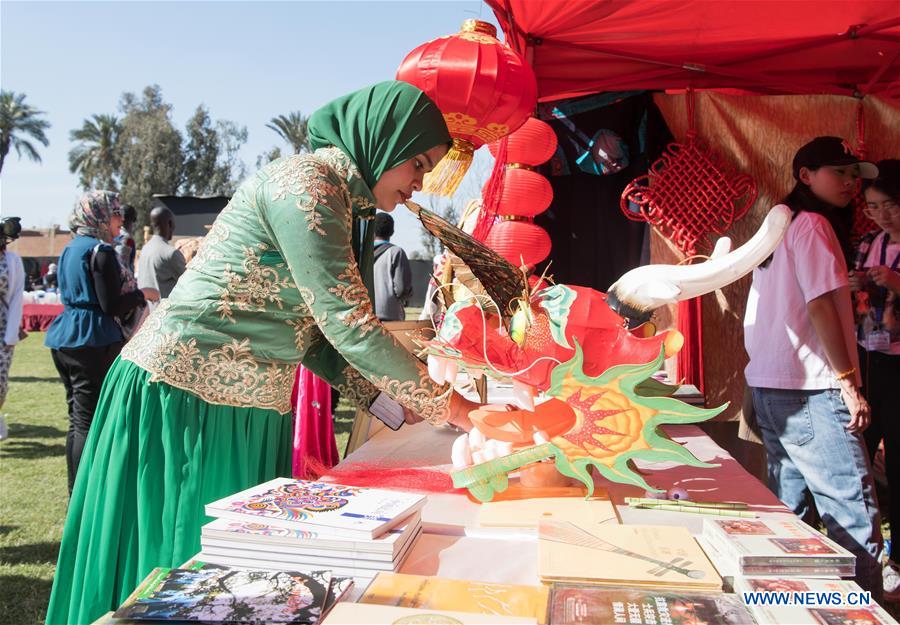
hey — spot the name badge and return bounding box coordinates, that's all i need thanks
[865,330,891,352]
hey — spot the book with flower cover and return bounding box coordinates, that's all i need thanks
[734,577,898,624]
[702,517,856,569]
[200,513,420,561]
[319,602,538,624]
[177,558,354,620]
[549,584,755,625]
[204,478,427,539]
[112,566,332,623]
[359,572,549,624]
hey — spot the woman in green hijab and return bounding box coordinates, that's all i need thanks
[46,81,477,625]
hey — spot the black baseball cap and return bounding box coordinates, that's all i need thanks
[792,136,878,180]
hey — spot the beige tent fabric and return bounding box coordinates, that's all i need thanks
[650,93,900,425]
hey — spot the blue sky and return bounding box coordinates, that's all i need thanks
[1,0,499,254]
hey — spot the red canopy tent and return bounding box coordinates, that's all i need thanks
[482,0,900,438]
[487,0,899,100]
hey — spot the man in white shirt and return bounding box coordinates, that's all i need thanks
[137,207,186,299]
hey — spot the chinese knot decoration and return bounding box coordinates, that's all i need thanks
[619,91,757,256]
[396,19,537,196]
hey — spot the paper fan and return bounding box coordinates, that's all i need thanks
[405,200,526,315]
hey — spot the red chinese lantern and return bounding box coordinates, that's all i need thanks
[397,19,537,196]
[488,117,557,166]
[484,219,552,268]
[485,167,553,218]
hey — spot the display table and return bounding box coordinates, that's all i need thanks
[333,421,792,588]
[21,303,64,331]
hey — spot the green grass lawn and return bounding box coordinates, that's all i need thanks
[0,333,355,625]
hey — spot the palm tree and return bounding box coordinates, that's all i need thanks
[69,114,121,190]
[0,90,51,174]
[266,111,311,154]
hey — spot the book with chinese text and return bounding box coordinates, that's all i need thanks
[549,584,755,625]
[319,602,538,624]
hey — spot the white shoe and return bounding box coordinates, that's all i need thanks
[0,414,7,441]
[883,561,900,601]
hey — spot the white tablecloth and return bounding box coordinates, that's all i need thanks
[334,421,791,588]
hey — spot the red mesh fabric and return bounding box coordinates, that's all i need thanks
[851,101,879,243]
[320,461,458,493]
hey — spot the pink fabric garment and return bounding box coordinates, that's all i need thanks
[291,366,339,479]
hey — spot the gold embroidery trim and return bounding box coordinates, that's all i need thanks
[122,302,296,414]
[217,243,293,323]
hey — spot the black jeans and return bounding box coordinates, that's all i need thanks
[860,345,900,560]
[51,342,122,494]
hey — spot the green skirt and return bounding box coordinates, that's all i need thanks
[45,357,293,625]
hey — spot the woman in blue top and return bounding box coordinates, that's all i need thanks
[45,191,159,494]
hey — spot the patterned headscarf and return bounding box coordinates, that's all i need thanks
[308,81,450,190]
[69,190,120,242]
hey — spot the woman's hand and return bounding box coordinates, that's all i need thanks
[848,270,867,291]
[840,382,870,433]
[402,406,424,426]
[140,287,160,302]
[868,266,900,294]
[447,390,477,431]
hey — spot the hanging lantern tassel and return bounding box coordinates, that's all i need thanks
[423,137,475,196]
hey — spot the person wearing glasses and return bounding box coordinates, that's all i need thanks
[850,159,900,599]
[44,191,160,495]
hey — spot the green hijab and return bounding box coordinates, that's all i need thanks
[308,80,450,189]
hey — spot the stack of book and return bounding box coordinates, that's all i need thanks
[702,517,856,577]
[197,477,426,582]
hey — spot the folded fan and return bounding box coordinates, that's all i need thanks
[405,200,526,317]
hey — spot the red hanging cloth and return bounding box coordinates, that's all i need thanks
[291,366,339,479]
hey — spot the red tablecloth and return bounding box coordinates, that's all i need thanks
[21,303,64,332]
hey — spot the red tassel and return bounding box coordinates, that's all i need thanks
[472,136,508,242]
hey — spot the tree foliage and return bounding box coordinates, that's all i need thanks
[266,111,311,154]
[66,86,249,243]
[182,105,248,196]
[68,113,121,190]
[116,85,185,244]
[0,90,51,174]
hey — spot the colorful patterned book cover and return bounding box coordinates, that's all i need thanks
[549,585,756,625]
[734,577,898,624]
[360,572,549,624]
[319,602,538,624]
[205,477,426,539]
[112,566,331,623]
[539,522,722,591]
[702,517,856,567]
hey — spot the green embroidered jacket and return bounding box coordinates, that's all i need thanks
[122,148,450,423]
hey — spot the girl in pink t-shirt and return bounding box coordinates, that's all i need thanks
[744,137,882,598]
[850,159,900,597]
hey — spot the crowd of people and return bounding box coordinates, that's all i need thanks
[0,81,897,624]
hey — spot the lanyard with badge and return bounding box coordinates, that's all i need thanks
[864,234,900,352]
